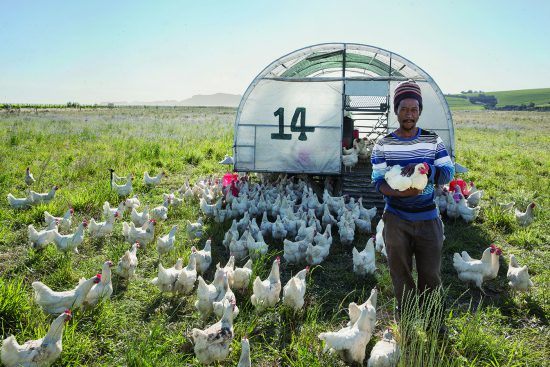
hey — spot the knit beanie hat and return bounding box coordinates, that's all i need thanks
[393,79,422,113]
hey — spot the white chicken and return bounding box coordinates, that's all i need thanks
[32,275,100,315]
[353,236,376,275]
[212,274,239,318]
[28,186,58,205]
[112,175,133,196]
[237,336,251,367]
[466,187,483,207]
[149,201,169,222]
[24,167,35,186]
[144,171,167,186]
[52,220,87,253]
[507,254,534,292]
[457,196,481,223]
[375,219,387,258]
[151,258,183,293]
[318,306,373,365]
[384,163,429,191]
[453,245,502,289]
[28,223,58,250]
[283,238,308,264]
[260,211,272,237]
[1,310,72,367]
[305,229,332,266]
[247,231,269,260]
[342,147,359,172]
[515,202,536,227]
[7,193,33,209]
[348,288,377,332]
[130,206,149,228]
[81,261,114,308]
[124,195,141,210]
[194,270,226,319]
[174,252,198,295]
[193,238,212,274]
[186,217,204,239]
[88,213,118,238]
[44,208,73,232]
[156,225,178,255]
[233,259,253,292]
[191,299,236,365]
[116,242,140,279]
[251,257,282,311]
[122,220,156,247]
[367,328,399,367]
[103,201,125,221]
[271,215,288,240]
[282,267,309,311]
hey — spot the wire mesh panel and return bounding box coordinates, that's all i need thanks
[345,95,389,112]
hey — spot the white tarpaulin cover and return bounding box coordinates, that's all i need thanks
[234,43,455,174]
[236,79,343,173]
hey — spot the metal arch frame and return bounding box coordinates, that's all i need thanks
[233,42,455,169]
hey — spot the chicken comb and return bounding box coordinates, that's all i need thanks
[69,208,74,214]
[64,309,72,315]
[305,266,310,271]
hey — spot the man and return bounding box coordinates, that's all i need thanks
[371,79,454,316]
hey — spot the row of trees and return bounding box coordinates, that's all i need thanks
[1,102,115,109]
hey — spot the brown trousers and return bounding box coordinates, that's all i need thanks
[382,211,444,312]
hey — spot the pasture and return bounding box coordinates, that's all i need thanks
[0,107,548,366]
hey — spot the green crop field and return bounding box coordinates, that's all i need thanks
[454,88,550,108]
[0,108,548,366]
[444,96,484,111]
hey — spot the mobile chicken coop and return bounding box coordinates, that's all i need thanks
[233,43,454,205]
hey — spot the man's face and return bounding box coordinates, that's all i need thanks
[396,98,420,131]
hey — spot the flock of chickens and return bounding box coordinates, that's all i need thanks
[2,164,537,366]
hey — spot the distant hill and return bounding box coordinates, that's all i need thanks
[445,88,550,110]
[108,93,242,107]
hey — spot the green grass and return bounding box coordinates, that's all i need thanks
[460,88,550,107]
[0,108,548,366]
[445,96,484,111]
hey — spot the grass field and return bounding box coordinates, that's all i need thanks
[448,88,550,109]
[444,96,484,111]
[0,108,548,366]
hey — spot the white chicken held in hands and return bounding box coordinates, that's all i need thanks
[385,163,429,191]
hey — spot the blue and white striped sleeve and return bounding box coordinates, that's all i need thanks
[371,139,387,193]
[431,136,454,185]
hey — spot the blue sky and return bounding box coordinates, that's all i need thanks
[1,0,549,103]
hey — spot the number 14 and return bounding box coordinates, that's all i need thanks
[271,107,315,141]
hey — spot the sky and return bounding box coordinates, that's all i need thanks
[1,0,549,104]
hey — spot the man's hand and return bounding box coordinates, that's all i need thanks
[401,163,417,177]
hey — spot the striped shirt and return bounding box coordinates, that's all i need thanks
[371,128,455,221]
